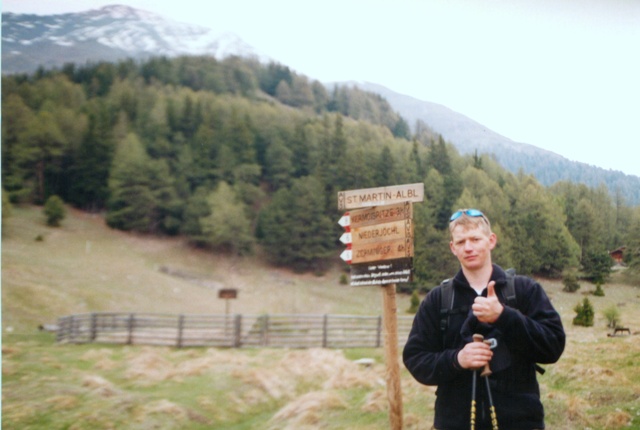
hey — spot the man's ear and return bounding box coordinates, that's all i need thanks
[488,233,497,250]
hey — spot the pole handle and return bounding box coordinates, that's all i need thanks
[472,334,492,377]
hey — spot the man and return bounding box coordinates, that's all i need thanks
[403,209,565,430]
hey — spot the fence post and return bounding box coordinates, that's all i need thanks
[56,316,66,343]
[376,315,383,348]
[261,314,269,346]
[90,313,97,342]
[70,315,77,343]
[322,314,329,348]
[177,314,185,348]
[127,313,135,345]
[71,315,77,343]
[233,314,242,348]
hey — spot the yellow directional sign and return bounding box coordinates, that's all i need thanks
[352,219,413,245]
[350,237,413,264]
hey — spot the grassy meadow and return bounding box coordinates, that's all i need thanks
[2,205,640,429]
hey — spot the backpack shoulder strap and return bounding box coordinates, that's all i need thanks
[504,268,517,307]
[439,278,455,315]
[439,278,458,347]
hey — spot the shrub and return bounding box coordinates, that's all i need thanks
[407,290,420,314]
[602,305,620,328]
[593,282,605,297]
[573,297,594,327]
[562,271,581,293]
[43,195,66,227]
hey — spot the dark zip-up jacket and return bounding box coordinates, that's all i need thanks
[403,265,565,430]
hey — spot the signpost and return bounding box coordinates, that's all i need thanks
[218,289,238,300]
[337,183,424,430]
[219,288,238,337]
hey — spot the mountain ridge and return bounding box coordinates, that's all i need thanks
[341,81,640,204]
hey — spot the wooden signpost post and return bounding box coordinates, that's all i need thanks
[219,288,238,337]
[337,183,424,430]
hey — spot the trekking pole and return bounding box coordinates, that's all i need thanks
[470,334,485,430]
[484,375,499,430]
[470,367,477,430]
[473,334,500,430]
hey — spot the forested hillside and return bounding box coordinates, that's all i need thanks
[3,55,640,287]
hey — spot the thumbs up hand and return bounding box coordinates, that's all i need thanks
[472,281,504,324]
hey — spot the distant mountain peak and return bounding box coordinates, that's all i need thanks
[93,4,151,17]
[2,4,271,74]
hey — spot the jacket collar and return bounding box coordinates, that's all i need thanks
[453,264,507,290]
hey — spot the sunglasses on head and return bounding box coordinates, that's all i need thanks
[449,209,485,222]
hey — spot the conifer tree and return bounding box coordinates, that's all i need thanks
[21,110,67,203]
[411,140,426,180]
[264,138,293,191]
[509,177,580,276]
[258,176,336,272]
[573,298,595,326]
[200,182,254,255]
[43,195,66,227]
[67,102,114,209]
[428,136,462,229]
[106,133,180,233]
[583,250,612,284]
[1,94,36,202]
[374,146,395,185]
[290,122,311,178]
[181,186,211,244]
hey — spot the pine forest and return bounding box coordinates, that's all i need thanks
[3,55,640,288]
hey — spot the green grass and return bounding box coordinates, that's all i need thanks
[3,205,640,429]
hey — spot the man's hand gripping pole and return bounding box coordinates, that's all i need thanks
[473,334,499,430]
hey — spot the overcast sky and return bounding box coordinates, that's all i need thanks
[4,0,640,177]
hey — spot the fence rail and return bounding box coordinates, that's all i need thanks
[56,312,415,349]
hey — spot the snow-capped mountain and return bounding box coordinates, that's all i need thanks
[2,4,269,74]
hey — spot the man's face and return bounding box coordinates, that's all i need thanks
[449,224,497,272]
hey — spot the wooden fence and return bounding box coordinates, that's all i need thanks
[56,312,415,349]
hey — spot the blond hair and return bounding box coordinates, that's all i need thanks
[448,209,492,237]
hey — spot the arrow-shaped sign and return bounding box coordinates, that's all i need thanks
[340,249,352,264]
[340,232,352,245]
[338,213,350,229]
